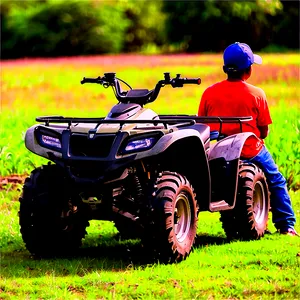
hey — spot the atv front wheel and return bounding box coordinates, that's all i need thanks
[145,171,198,263]
[220,162,270,240]
[19,164,89,257]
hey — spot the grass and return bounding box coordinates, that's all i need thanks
[1,53,300,299]
[0,188,299,299]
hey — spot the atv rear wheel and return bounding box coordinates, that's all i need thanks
[145,171,198,263]
[19,164,89,257]
[220,162,270,240]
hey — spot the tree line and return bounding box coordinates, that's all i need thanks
[1,0,299,59]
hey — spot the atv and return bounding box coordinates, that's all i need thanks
[19,72,270,263]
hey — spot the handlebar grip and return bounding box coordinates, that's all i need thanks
[81,77,103,84]
[170,77,201,88]
[183,78,201,85]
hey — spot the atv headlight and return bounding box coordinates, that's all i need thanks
[41,135,61,149]
[121,133,162,154]
[125,137,156,152]
[35,126,62,151]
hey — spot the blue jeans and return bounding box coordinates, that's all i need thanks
[247,145,296,231]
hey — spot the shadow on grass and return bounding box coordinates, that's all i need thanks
[0,233,230,279]
[194,233,228,247]
[70,232,229,265]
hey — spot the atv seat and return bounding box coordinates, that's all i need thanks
[210,130,219,140]
[210,130,228,141]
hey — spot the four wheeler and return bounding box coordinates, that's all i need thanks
[19,72,270,263]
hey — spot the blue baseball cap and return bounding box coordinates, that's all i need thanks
[223,42,262,71]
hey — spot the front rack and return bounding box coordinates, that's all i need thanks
[36,116,196,130]
[36,115,252,132]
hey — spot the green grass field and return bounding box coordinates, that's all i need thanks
[1,53,300,299]
[1,189,299,299]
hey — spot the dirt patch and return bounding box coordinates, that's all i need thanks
[0,175,27,190]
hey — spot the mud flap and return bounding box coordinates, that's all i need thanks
[209,157,239,208]
[208,132,258,211]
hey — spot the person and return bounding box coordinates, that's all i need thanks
[198,42,298,236]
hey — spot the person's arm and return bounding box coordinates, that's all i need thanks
[256,89,272,139]
[258,125,269,139]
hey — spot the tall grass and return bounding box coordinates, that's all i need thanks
[1,98,299,191]
[265,102,300,190]
[1,104,299,191]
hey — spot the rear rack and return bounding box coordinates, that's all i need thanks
[159,115,252,133]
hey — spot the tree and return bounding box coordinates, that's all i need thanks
[162,0,284,52]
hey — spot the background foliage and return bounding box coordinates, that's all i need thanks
[1,0,299,59]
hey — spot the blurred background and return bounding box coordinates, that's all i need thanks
[1,0,299,59]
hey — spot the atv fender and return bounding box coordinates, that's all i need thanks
[25,125,63,160]
[137,128,211,211]
[208,132,258,211]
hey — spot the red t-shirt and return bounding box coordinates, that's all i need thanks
[198,80,272,158]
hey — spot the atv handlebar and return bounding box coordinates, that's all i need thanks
[81,72,201,105]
